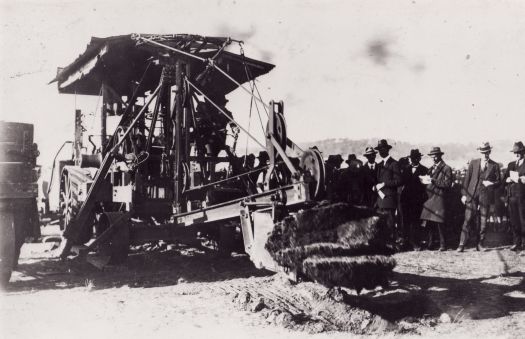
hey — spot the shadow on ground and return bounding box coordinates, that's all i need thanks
[6,244,272,292]
[343,270,525,323]
[5,242,525,331]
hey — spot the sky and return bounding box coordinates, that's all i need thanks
[1,0,525,167]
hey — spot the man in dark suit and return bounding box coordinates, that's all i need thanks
[374,139,402,243]
[340,154,363,204]
[325,154,344,201]
[420,147,453,251]
[360,147,378,208]
[457,142,501,252]
[400,149,429,250]
[503,141,525,252]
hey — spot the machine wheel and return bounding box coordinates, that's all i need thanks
[0,211,16,287]
[59,172,93,244]
[300,148,326,200]
[59,173,73,231]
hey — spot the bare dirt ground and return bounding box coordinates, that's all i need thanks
[1,226,524,339]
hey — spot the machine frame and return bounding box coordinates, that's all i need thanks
[51,34,326,269]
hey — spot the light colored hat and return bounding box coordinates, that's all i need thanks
[477,142,492,153]
[363,147,377,156]
[428,147,444,156]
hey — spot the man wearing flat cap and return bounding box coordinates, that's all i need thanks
[360,147,378,208]
[420,147,453,250]
[457,142,501,252]
[374,139,402,243]
[400,149,429,250]
[503,141,525,252]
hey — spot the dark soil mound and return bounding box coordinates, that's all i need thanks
[265,202,396,292]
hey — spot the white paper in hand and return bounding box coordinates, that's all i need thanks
[419,175,432,185]
[482,180,494,187]
[510,171,519,183]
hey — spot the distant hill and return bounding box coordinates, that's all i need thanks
[296,138,517,169]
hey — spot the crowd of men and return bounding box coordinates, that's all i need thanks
[324,139,525,253]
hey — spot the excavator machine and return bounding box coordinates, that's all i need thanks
[50,34,394,291]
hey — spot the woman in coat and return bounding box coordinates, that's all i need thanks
[420,147,453,250]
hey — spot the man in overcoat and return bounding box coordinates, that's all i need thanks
[457,142,501,252]
[374,139,402,242]
[400,149,429,250]
[360,147,378,208]
[420,147,453,251]
[504,141,525,252]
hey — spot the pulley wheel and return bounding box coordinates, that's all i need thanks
[265,112,287,154]
[299,148,326,200]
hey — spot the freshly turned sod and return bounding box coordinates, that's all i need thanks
[265,202,396,292]
[302,255,396,293]
[275,242,394,270]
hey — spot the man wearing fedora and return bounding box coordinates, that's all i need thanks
[340,154,363,204]
[457,142,501,252]
[325,154,344,201]
[360,147,379,209]
[420,147,453,251]
[503,141,525,252]
[374,139,402,243]
[400,149,429,250]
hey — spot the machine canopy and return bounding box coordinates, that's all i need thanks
[50,34,275,97]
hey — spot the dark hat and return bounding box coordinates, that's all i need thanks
[374,139,392,150]
[510,141,525,153]
[257,151,269,160]
[409,149,423,158]
[345,154,357,164]
[477,141,492,153]
[428,147,444,156]
[363,147,377,156]
[328,154,344,164]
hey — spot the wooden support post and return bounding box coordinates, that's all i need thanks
[74,109,82,165]
[146,87,163,151]
[101,84,108,153]
[184,63,192,169]
[174,60,185,213]
[264,101,276,190]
